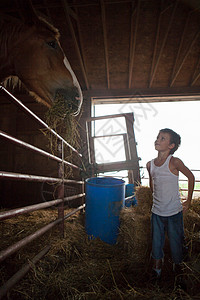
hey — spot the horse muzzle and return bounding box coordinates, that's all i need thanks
[54,87,82,116]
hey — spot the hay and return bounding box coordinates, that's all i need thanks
[1,209,128,299]
[184,210,200,233]
[190,198,200,214]
[41,93,82,178]
[1,191,200,299]
[134,185,153,214]
[184,209,200,255]
[118,208,151,264]
[43,101,80,154]
[118,186,152,264]
[0,209,58,252]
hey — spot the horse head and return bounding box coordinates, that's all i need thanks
[0,1,82,116]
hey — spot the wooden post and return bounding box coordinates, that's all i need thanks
[125,113,141,184]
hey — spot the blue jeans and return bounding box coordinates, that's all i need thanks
[151,212,184,264]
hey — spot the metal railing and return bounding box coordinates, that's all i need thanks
[140,167,200,193]
[0,86,85,298]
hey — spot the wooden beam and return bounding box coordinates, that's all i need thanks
[74,5,90,89]
[190,55,200,86]
[149,1,163,88]
[84,86,200,100]
[125,113,140,182]
[123,134,131,161]
[170,30,200,86]
[128,0,140,88]
[86,113,133,122]
[100,0,110,89]
[169,11,190,87]
[96,160,140,173]
[86,121,93,164]
[43,0,53,22]
[34,2,78,20]
[69,1,133,9]
[149,1,178,87]
[61,0,89,89]
[191,72,200,86]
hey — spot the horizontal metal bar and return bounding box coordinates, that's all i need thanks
[0,245,50,300]
[0,86,82,157]
[64,204,85,220]
[0,171,84,184]
[180,189,200,192]
[141,167,200,173]
[125,195,135,201]
[142,177,200,183]
[0,219,60,263]
[0,130,82,170]
[179,179,200,182]
[0,193,85,221]
[0,204,85,263]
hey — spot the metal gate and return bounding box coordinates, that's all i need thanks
[0,86,85,298]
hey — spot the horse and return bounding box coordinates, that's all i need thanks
[0,1,82,116]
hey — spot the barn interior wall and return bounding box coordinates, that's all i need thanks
[0,93,83,208]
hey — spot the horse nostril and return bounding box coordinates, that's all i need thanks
[75,96,81,105]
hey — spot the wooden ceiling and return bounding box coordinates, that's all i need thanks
[1,0,200,102]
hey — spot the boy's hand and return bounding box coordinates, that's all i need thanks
[182,198,191,213]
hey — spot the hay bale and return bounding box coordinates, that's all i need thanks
[184,210,200,232]
[184,209,200,247]
[118,186,152,263]
[190,198,200,214]
[135,186,153,214]
[118,208,151,264]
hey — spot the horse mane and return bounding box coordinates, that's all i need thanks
[0,13,60,91]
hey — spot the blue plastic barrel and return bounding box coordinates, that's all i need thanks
[85,177,125,244]
[125,183,137,207]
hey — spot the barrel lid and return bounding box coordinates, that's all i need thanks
[86,177,125,187]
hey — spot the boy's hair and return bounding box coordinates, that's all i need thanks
[160,128,181,154]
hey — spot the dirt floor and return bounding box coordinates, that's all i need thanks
[0,197,200,299]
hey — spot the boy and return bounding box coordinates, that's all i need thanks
[146,128,195,281]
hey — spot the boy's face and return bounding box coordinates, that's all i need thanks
[155,132,175,153]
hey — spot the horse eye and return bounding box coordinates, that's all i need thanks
[47,41,57,49]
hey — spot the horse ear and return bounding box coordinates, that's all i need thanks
[17,0,40,25]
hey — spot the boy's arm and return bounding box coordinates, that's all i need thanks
[146,161,153,193]
[174,158,195,212]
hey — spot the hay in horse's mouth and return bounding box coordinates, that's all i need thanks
[54,89,80,116]
[43,91,81,173]
[45,92,79,139]
[44,90,79,135]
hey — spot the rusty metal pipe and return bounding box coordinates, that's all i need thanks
[0,130,81,170]
[0,205,85,297]
[0,193,85,221]
[0,171,84,184]
[0,86,82,157]
[0,204,85,263]
[64,204,85,220]
[0,245,50,300]
[0,219,60,263]
[57,140,65,236]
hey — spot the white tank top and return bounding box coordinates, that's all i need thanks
[150,155,182,216]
